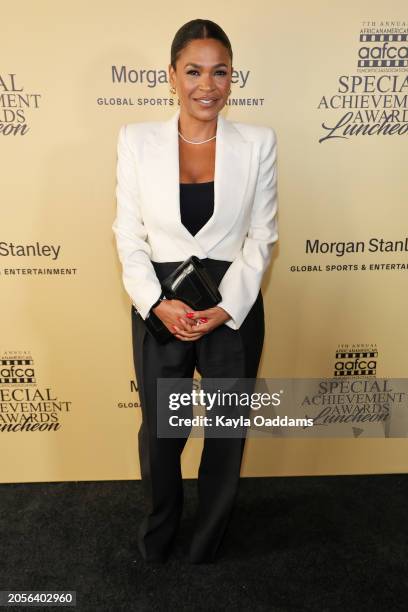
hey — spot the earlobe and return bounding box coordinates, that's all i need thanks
[168,64,176,86]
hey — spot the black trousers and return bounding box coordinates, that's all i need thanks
[131,258,265,563]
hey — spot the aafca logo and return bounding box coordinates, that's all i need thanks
[334,344,378,376]
[0,356,35,385]
[0,351,72,433]
[317,21,408,143]
[359,29,408,69]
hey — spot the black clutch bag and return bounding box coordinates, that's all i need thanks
[141,256,222,344]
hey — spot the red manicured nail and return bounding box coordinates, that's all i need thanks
[199,318,208,323]
[185,313,194,318]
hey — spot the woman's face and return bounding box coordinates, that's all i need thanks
[169,38,232,123]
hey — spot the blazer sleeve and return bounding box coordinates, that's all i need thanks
[216,127,278,330]
[112,124,163,319]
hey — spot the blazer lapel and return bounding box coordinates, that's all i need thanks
[142,108,252,256]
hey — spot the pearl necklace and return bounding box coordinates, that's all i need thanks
[178,131,216,145]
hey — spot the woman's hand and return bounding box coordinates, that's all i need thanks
[152,299,197,336]
[172,306,232,341]
[153,299,231,341]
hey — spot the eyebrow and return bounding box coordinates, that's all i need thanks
[184,62,228,69]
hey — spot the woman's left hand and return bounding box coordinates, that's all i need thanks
[172,306,231,341]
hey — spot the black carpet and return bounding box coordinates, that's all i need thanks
[1,474,407,611]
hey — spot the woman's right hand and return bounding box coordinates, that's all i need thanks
[152,299,197,336]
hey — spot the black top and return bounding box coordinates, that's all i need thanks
[180,181,214,236]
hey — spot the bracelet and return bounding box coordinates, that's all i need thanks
[149,291,166,313]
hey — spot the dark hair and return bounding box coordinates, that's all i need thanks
[170,19,233,69]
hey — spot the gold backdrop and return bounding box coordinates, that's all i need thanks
[1,0,408,482]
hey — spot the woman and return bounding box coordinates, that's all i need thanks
[113,18,278,564]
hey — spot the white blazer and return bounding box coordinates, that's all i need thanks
[112,108,278,330]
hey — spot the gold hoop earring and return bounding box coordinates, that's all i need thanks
[170,86,176,95]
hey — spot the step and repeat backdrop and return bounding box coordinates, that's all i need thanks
[1,0,408,482]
